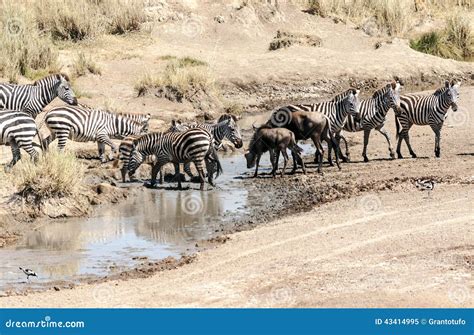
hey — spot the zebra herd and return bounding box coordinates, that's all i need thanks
[0,73,462,190]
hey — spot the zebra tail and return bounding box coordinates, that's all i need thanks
[395,115,401,140]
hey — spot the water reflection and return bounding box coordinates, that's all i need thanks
[0,154,249,289]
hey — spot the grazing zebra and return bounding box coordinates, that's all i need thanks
[0,74,77,119]
[43,105,148,162]
[128,128,218,190]
[0,110,39,171]
[115,120,194,182]
[337,81,402,162]
[395,80,461,158]
[273,88,360,165]
[118,116,240,183]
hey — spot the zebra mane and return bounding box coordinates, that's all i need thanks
[33,73,69,86]
[372,84,391,99]
[433,86,449,96]
[331,88,357,103]
[218,113,238,122]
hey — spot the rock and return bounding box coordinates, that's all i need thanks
[214,15,225,23]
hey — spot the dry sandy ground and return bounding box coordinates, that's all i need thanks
[1,184,472,308]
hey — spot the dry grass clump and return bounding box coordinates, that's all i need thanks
[410,13,473,61]
[11,150,85,202]
[0,3,57,82]
[135,57,217,102]
[269,30,322,50]
[73,52,102,77]
[106,0,147,35]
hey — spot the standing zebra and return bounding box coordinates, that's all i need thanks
[0,110,39,171]
[0,74,77,118]
[395,80,461,158]
[273,88,360,165]
[337,81,402,162]
[128,128,217,190]
[43,105,148,162]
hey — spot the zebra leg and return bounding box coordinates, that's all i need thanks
[205,159,215,186]
[96,134,116,163]
[150,163,162,187]
[184,162,194,179]
[42,133,56,151]
[193,160,206,191]
[377,126,395,159]
[335,132,349,162]
[56,131,69,152]
[174,163,183,190]
[327,140,334,167]
[362,129,371,162]
[5,141,21,172]
[22,143,39,163]
[403,130,417,158]
[97,142,106,161]
[431,124,442,158]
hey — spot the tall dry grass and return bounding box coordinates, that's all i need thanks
[11,150,85,202]
[134,57,217,102]
[0,3,57,82]
[304,0,471,37]
[410,12,473,61]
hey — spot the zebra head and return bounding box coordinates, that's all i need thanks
[340,88,360,117]
[128,146,145,177]
[56,74,78,105]
[443,80,461,112]
[375,81,402,113]
[217,114,243,148]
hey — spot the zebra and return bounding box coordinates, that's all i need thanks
[337,81,402,162]
[0,74,77,119]
[395,80,461,159]
[0,110,39,171]
[115,120,194,182]
[42,105,149,162]
[273,88,360,165]
[118,115,241,183]
[128,128,219,190]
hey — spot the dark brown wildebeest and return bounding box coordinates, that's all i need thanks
[265,110,341,174]
[245,126,306,178]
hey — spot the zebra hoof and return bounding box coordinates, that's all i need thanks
[341,156,350,163]
[390,152,396,159]
[397,153,403,159]
[4,166,12,173]
[410,153,417,158]
[363,156,369,163]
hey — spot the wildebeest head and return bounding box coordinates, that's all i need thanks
[244,150,257,168]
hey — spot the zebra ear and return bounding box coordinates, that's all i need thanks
[445,80,450,88]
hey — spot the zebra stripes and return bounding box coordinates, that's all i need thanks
[0,74,77,119]
[339,81,401,162]
[43,105,149,162]
[0,110,39,171]
[128,128,216,190]
[189,114,243,149]
[395,80,461,158]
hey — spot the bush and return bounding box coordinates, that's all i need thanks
[73,52,102,77]
[410,13,473,61]
[11,150,85,202]
[135,57,216,102]
[104,0,147,35]
[0,2,58,81]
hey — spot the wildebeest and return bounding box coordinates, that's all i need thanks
[245,125,306,178]
[265,110,341,174]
